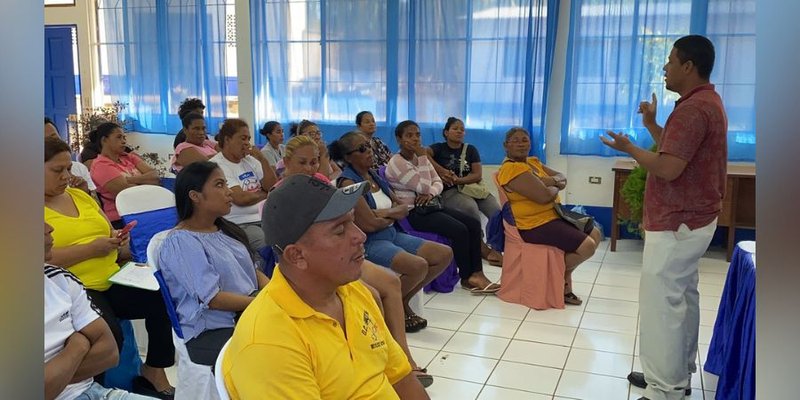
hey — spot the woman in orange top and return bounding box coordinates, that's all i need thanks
[496,127,602,305]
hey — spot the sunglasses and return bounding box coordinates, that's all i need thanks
[347,143,370,155]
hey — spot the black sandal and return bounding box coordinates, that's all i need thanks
[132,376,175,400]
[564,292,583,305]
[404,313,427,333]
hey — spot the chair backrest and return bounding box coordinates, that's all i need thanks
[118,185,178,263]
[116,185,176,216]
[146,230,172,271]
[215,339,232,400]
[146,229,184,339]
[154,270,185,339]
[492,172,509,205]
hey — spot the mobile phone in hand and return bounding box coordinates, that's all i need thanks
[117,220,138,238]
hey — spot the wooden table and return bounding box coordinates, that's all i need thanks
[610,160,755,261]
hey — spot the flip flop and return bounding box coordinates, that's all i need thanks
[412,368,434,388]
[469,282,501,295]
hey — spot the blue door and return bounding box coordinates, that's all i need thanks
[45,25,78,140]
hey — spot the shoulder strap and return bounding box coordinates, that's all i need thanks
[458,143,469,176]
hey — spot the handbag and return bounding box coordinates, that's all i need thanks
[553,203,595,234]
[412,195,444,215]
[456,143,491,199]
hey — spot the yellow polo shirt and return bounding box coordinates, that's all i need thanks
[497,157,560,230]
[222,266,411,399]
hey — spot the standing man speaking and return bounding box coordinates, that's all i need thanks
[601,35,728,400]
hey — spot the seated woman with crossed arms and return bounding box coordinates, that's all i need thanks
[497,127,602,305]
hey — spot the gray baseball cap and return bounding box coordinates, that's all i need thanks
[262,175,368,251]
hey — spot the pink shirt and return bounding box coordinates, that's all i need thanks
[171,139,218,172]
[385,153,443,206]
[643,84,728,231]
[90,153,144,221]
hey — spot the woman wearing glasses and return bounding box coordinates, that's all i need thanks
[330,131,452,333]
[497,127,602,305]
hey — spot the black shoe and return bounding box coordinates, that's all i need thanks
[132,376,175,400]
[627,371,691,395]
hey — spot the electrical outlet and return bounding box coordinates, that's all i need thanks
[588,176,602,184]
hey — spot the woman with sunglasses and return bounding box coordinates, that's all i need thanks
[330,131,452,333]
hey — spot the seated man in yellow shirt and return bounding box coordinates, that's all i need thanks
[221,175,429,400]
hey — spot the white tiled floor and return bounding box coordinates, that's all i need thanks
[406,239,729,400]
[158,239,729,399]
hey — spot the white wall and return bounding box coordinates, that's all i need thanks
[542,0,622,207]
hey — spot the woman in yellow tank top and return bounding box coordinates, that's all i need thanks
[496,128,603,305]
[44,137,176,397]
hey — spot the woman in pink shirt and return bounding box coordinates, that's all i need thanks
[170,112,218,173]
[386,120,498,293]
[89,122,161,228]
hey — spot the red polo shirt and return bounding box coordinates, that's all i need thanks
[643,84,728,231]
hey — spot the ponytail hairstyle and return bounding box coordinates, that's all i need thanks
[327,131,364,166]
[355,111,372,126]
[289,119,317,137]
[80,122,121,162]
[259,121,281,138]
[215,118,249,148]
[174,161,257,262]
[442,116,462,139]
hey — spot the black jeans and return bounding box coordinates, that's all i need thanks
[87,284,175,368]
[406,207,483,281]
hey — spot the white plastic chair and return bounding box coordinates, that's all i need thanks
[116,184,176,216]
[148,230,220,400]
[114,185,178,385]
[214,339,232,400]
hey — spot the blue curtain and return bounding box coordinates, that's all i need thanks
[561,0,756,161]
[97,0,235,134]
[250,0,559,163]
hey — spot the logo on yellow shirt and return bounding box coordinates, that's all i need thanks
[361,311,385,350]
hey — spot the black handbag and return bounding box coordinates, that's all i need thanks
[553,203,595,234]
[412,195,444,215]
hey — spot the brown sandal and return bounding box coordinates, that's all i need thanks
[484,249,503,267]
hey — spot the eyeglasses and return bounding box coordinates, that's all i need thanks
[347,143,370,155]
[507,138,530,144]
[304,130,322,137]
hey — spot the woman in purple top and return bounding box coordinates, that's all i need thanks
[157,161,269,366]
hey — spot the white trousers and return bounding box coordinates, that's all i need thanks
[640,219,717,400]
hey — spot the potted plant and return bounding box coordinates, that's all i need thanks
[68,102,170,177]
[619,145,657,237]
[67,101,132,156]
